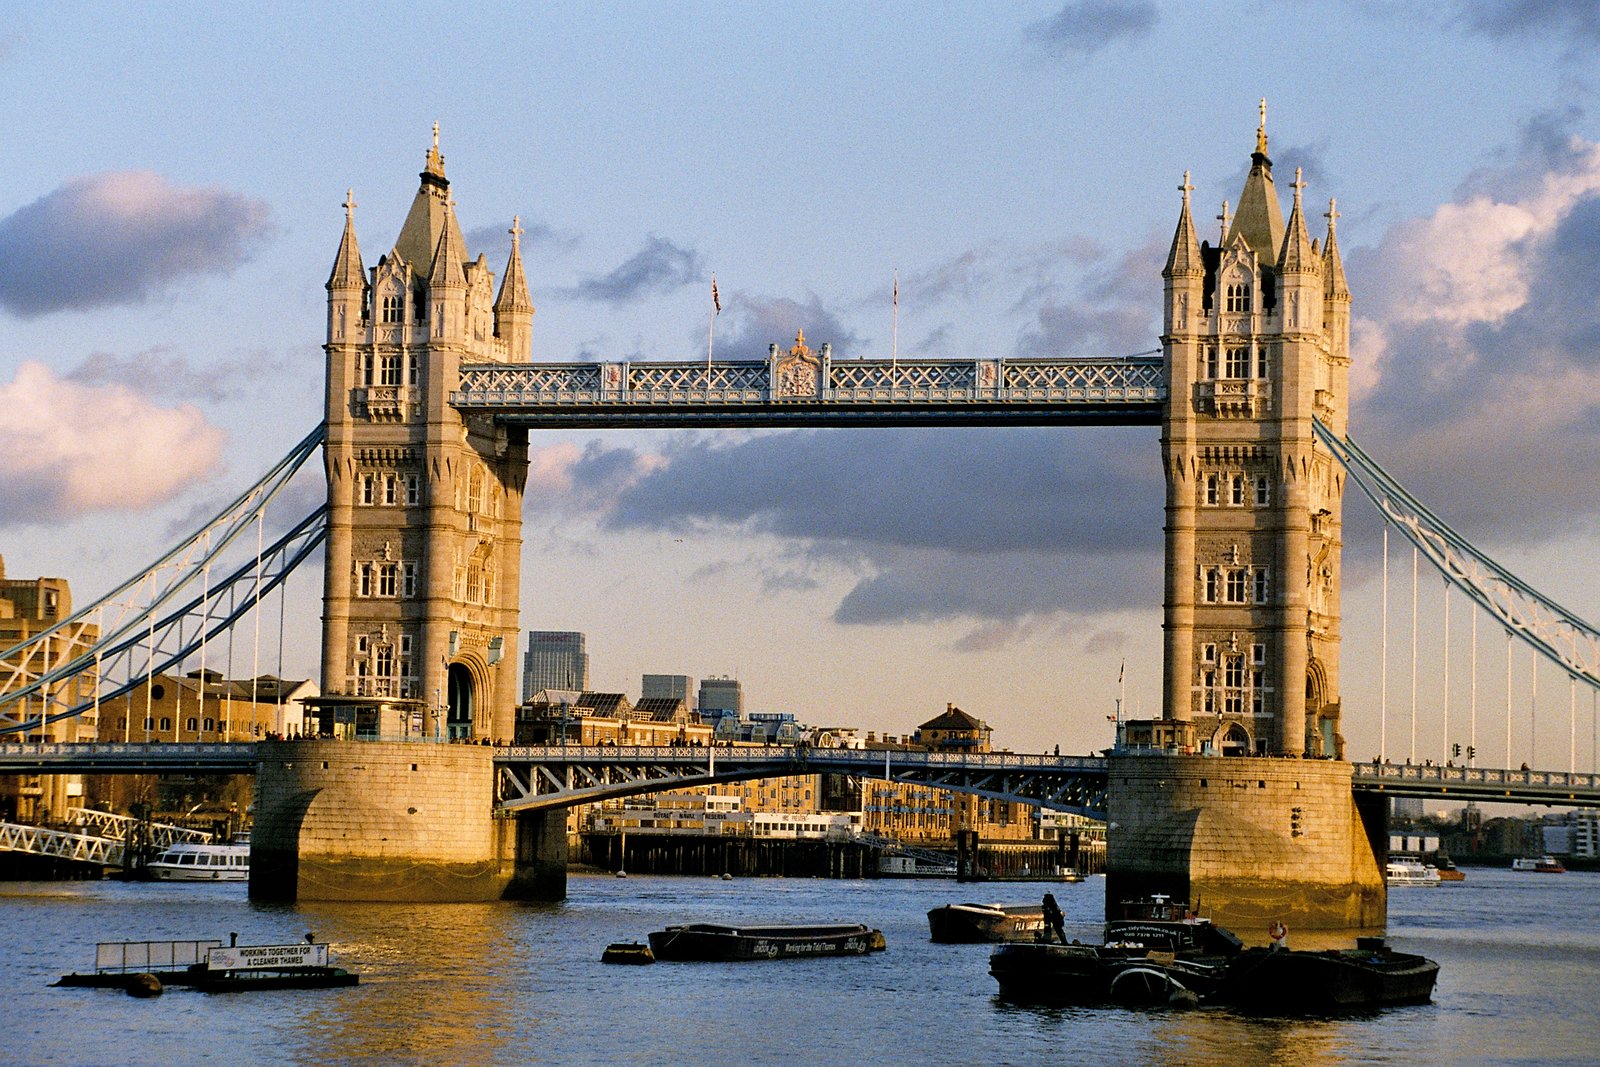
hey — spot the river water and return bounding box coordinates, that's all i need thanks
[4,868,1596,1066]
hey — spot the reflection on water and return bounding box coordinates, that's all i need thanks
[4,869,1599,1065]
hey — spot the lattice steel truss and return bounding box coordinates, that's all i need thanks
[494,746,1108,818]
[0,427,328,734]
[1316,421,1600,690]
[452,355,1165,426]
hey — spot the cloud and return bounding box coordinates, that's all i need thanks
[0,362,225,525]
[558,424,1166,628]
[1454,0,1600,43]
[1026,0,1158,59]
[568,235,702,303]
[703,293,861,359]
[0,171,271,317]
[1347,119,1600,540]
[65,346,292,403]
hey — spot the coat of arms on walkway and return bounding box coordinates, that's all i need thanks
[773,329,822,399]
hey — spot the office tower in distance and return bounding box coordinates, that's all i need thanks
[698,676,744,719]
[522,631,589,701]
[642,674,696,704]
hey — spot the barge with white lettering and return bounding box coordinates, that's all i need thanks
[647,922,886,961]
[54,937,358,993]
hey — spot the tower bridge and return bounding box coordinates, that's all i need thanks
[7,114,1600,924]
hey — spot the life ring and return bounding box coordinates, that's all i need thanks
[1268,921,1288,944]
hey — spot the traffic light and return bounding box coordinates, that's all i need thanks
[1452,743,1461,757]
[1467,745,1476,759]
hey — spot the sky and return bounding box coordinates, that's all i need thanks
[4,2,1600,765]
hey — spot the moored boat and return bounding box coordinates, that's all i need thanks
[147,840,249,882]
[1218,937,1438,1014]
[647,922,886,962]
[54,937,358,992]
[1511,855,1566,873]
[927,903,1045,943]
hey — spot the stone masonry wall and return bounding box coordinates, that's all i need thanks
[251,739,513,902]
[1106,754,1385,933]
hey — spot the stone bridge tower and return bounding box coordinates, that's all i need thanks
[1158,106,1351,758]
[319,130,532,743]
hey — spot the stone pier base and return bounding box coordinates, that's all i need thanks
[251,740,561,903]
[1106,754,1386,933]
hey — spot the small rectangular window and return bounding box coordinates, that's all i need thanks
[1205,475,1219,506]
[1254,476,1270,507]
[384,475,399,506]
[357,563,373,598]
[1204,569,1219,603]
[1253,568,1270,604]
[360,474,375,506]
[1251,643,1266,666]
[401,562,418,599]
[1200,642,1217,664]
[405,474,421,506]
[1231,476,1245,506]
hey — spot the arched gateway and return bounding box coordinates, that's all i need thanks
[258,115,1384,924]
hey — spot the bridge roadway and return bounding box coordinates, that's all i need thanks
[2,743,1598,811]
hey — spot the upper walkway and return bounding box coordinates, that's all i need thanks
[450,355,1165,428]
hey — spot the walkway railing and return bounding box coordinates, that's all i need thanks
[1351,760,1600,807]
[0,822,125,866]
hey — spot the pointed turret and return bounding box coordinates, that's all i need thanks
[1226,99,1285,262]
[1321,198,1349,300]
[393,123,468,277]
[1276,168,1318,275]
[1163,171,1203,279]
[428,199,468,290]
[494,216,536,360]
[327,188,366,291]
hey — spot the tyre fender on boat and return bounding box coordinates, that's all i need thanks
[1109,966,1178,1006]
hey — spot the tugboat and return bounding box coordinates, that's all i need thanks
[988,896,1241,1006]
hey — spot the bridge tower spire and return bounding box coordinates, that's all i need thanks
[1157,111,1349,758]
[318,130,530,744]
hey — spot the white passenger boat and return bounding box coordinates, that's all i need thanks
[1386,857,1441,887]
[1510,855,1566,873]
[147,840,249,882]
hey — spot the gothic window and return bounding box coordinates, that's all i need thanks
[466,563,482,604]
[375,644,394,679]
[203,717,215,732]
[399,635,413,681]
[1225,346,1250,378]
[1253,568,1270,604]
[379,354,402,386]
[357,563,373,598]
[1226,569,1248,603]
[1223,657,1245,714]
[1205,475,1219,505]
[187,717,199,732]
[360,474,375,506]
[381,294,403,324]
[405,474,421,506]
[467,468,484,515]
[1204,569,1219,603]
[1202,670,1216,714]
[1256,347,1269,379]
[1226,282,1251,314]
[1204,346,1219,379]
[401,562,418,598]
[1254,476,1271,507]
[377,563,398,598]
[408,354,420,387]
[1230,475,1245,506]
[358,353,373,386]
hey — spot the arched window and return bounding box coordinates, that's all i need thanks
[381,294,404,324]
[1225,282,1252,314]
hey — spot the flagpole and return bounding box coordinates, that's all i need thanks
[707,274,719,400]
[891,270,899,390]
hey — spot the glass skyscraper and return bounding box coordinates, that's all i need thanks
[522,631,589,701]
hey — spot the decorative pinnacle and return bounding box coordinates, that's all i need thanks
[1218,199,1231,243]
[1256,98,1268,155]
[1179,170,1193,204]
[1324,197,1340,232]
[1292,166,1306,203]
[510,215,524,248]
[343,188,357,220]
[432,121,440,151]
